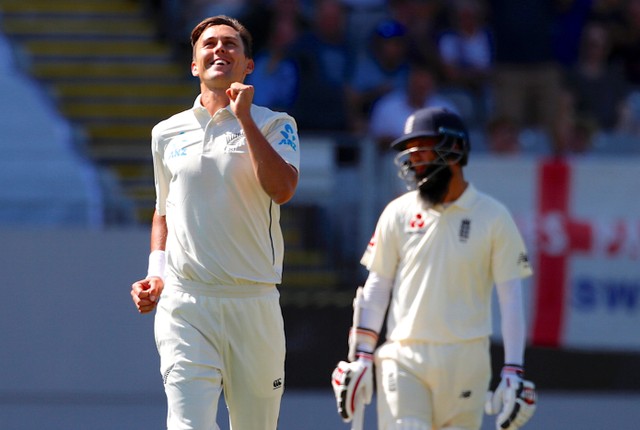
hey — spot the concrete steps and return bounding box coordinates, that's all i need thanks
[0,0,193,222]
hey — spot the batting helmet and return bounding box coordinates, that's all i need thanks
[391,107,470,189]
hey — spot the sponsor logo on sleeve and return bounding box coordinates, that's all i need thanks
[278,123,297,151]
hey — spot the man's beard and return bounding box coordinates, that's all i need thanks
[416,165,452,204]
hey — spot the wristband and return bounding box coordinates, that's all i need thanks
[356,351,373,361]
[147,250,166,280]
[502,364,524,377]
[349,327,379,354]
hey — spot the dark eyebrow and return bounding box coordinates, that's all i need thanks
[200,34,239,46]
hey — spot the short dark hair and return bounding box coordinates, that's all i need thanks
[190,15,253,59]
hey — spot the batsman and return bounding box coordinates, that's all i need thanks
[332,107,537,430]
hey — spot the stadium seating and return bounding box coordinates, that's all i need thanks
[0,32,109,225]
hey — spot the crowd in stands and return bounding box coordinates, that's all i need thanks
[147,0,640,157]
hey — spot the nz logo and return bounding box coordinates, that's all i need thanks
[272,378,283,390]
[278,123,297,151]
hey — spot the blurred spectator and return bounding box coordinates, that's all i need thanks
[179,0,250,48]
[295,0,351,88]
[612,0,640,86]
[616,90,640,135]
[246,16,302,111]
[485,116,523,155]
[589,90,640,154]
[588,0,628,58]
[552,89,598,156]
[339,0,389,56]
[241,0,307,55]
[552,0,594,68]
[187,0,249,25]
[290,0,352,130]
[569,118,598,154]
[487,0,563,139]
[390,0,444,68]
[368,58,459,149]
[346,18,411,134]
[564,20,629,130]
[437,0,494,123]
[437,0,493,85]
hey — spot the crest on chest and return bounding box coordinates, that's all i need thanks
[223,131,245,153]
[405,211,473,244]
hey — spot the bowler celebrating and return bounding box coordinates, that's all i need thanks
[130,15,299,430]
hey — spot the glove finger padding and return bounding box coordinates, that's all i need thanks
[485,386,504,416]
[496,380,536,430]
[485,370,515,416]
[331,359,373,422]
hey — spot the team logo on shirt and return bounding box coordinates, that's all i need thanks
[167,131,202,159]
[517,252,531,269]
[367,232,377,249]
[224,131,245,152]
[459,219,471,242]
[278,123,297,151]
[167,136,188,159]
[272,378,283,390]
[168,146,187,159]
[407,212,426,233]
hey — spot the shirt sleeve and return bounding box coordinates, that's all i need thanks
[360,204,400,279]
[263,116,300,171]
[151,126,170,216]
[491,206,533,284]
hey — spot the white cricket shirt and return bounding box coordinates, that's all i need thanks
[152,96,300,287]
[361,184,532,343]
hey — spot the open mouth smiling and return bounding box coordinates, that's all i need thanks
[211,58,230,67]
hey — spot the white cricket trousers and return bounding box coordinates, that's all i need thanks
[375,337,491,430]
[154,282,286,430]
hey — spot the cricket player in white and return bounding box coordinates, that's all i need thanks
[332,107,536,430]
[130,16,299,430]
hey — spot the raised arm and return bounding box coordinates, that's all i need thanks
[227,82,298,204]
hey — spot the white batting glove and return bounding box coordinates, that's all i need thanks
[331,352,373,422]
[485,365,537,430]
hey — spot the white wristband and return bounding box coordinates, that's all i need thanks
[147,250,166,280]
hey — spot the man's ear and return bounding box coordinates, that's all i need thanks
[191,60,198,77]
[245,58,255,75]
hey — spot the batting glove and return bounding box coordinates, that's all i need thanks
[331,352,373,422]
[485,365,537,430]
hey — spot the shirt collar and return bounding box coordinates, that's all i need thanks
[191,94,234,119]
[422,183,478,212]
[191,94,235,127]
[449,182,477,210]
